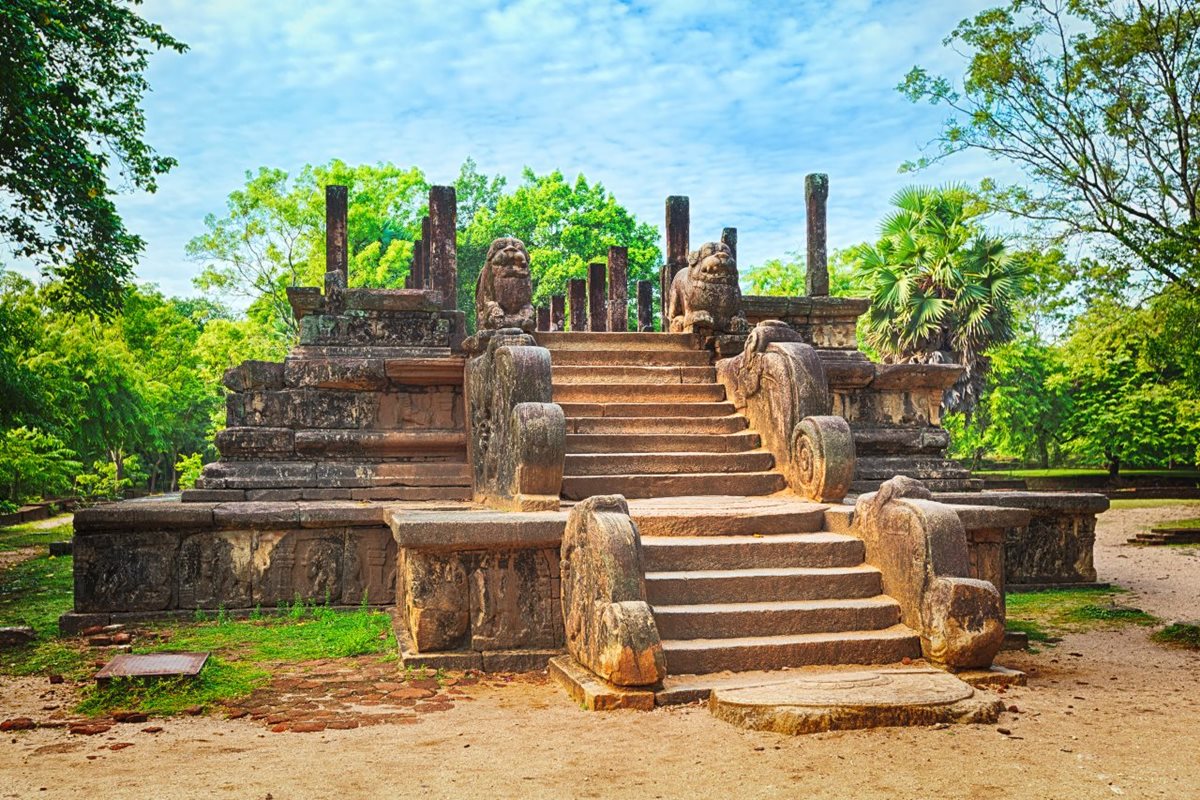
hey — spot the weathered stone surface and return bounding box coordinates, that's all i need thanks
[389,510,565,551]
[607,246,628,332]
[805,173,829,296]
[342,288,440,313]
[253,529,344,606]
[176,532,253,609]
[283,358,387,390]
[342,528,396,605]
[709,668,1003,734]
[469,548,561,651]
[790,416,855,502]
[402,550,468,651]
[586,262,607,332]
[429,185,458,311]
[568,278,587,331]
[0,626,35,648]
[636,280,654,332]
[223,360,285,392]
[561,495,665,687]
[549,655,656,711]
[475,237,535,332]
[297,310,450,349]
[74,504,214,533]
[466,329,564,511]
[550,294,565,332]
[666,242,747,337]
[74,532,179,613]
[215,427,295,459]
[853,477,1004,670]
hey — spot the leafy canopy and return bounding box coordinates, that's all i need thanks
[0,0,186,317]
[901,0,1200,294]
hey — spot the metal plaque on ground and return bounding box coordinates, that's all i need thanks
[95,652,209,681]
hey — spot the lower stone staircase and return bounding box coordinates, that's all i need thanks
[631,499,921,681]
[535,332,786,500]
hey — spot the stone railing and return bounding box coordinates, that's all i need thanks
[465,328,565,511]
[853,477,1005,670]
[717,321,854,502]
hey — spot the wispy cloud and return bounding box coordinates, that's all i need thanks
[95,0,1012,297]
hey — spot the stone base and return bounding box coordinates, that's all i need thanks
[708,668,1003,735]
[1000,630,1029,651]
[955,665,1027,688]
[394,614,561,673]
[548,656,657,711]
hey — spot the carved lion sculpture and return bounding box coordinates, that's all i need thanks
[476,237,535,332]
[667,241,748,336]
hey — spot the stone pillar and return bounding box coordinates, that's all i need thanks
[606,246,628,332]
[662,196,689,329]
[587,262,607,332]
[413,239,425,289]
[325,185,348,312]
[721,227,737,264]
[636,280,654,332]
[537,306,550,332]
[805,174,829,297]
[429,186,457,310]
[568,279,587,331]
[550,294,565,332]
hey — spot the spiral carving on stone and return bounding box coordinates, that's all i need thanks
[789,415,855,503]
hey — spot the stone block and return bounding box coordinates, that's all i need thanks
[74,504,215,533]
[343,288,441,313]
[294,389,381,429]
[342,528,396,605]
[74,532,180,613]
[222,360,285,392]
[401,550,469,652]
[198,461,318,490]
[215,427,295,459]
[253,529,345,606]
[213,502,301,530]
[225,390,296,428]
[283,358,387,390]
[175,531,253,609]
[469,549,562,651]
[377,387,463,429]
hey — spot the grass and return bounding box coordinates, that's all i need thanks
[0,546,396,715]
[0,517,73,552]
[1006,587,1158,643]
[1151,623,1200,650]
[978,468,1200,479]
[1150,517,1200,529]
[1109,498,1200,509]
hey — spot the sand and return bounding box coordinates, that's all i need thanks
[1,504,1198,800]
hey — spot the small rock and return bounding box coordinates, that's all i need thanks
[0,718,36,732]
[141,726,163,734]
[900,657,912,665]
[108,743,134,751]
[86,636,113,647]
[69,723,112,736]
[290,721,326,733]
[80,625,105,637]
[101,624,124,633]
[47,674,63,685]
[0,626,36,648]
[181,706,203,716]
[997,727,1012,736]
[112,711,148,724]
[225,709,248,720]
[111,633,132,645]
[1007,705,1020,713]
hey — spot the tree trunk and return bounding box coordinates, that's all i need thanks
[1037,438,1050,469]
[1106,450,1121,480]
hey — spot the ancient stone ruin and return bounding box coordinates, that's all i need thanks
[68,176,1108,731]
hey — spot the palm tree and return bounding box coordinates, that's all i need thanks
[854,184,1028,414]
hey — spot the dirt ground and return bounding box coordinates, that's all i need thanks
[2,505,1199,800]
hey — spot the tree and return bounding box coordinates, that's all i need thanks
[901,0,1200,294]
[978,335,1068,467]
[852,184,1029,414]
[0,0,186,316]
[743,249,863,297]
[461,169,662,328]
[188,161,427,339]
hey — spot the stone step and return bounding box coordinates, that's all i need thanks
[559,402,737,418]
[552,365,717,385]
[536,332,699,351]
[554,383,726,404]
[660,626,922,675]
[566,415,749,435]
[641,532,865,571]
[562,471,786,500]
[563,451,774,476]
[652,597,902,640]
[565,432,761,454]
[644,565,883,605]
[549,349,714,367]
[629,498,828,537]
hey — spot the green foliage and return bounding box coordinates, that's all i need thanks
[0,427,80,502]
[901,0,1200,295]
[188,161,428,338]
[0,0,187,317]
[0,519,73,552]
[852,184,1029,413]
[77,657,269,717]
[1152,623,1200,650]
[73,459,130,501]
[175,452,204,491]
[742,248,863,297]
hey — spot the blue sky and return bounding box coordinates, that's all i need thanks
[88,0,1008,298]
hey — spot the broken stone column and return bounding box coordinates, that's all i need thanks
[568,279,587,331]
[420,217,431,288]
[429,186,457,310]
[606,246,628,332]
[550,294,565,332]
[325,185,348,312]
[636,281,654,332]
[806,174,829,297]
[721,227,737,263]
[561,495,665,687]
[587,262,607,332]
[413,237,425,289]
[536,306,550,331]
[662,196,689,329]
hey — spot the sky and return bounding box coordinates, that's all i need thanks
[67,0,1012,299]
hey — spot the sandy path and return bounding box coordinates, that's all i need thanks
[1,505,1198,800]
[1094,504,1200,620]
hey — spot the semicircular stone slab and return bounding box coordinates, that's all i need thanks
[709,669,1003,735]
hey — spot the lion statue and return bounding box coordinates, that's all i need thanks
[667,241,748,336]
[476,237,535,332]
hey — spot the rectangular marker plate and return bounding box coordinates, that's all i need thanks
[95,652,209,680]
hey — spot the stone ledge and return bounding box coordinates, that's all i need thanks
[549,656,657,711]
[933,491,1110,515]
[388,510,568,551]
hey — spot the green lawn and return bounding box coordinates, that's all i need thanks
[1150,517,1200,529]
[1005,587,1158,643]
[977,468,1200,480]
[0,547,396,716]
[0,516,73,552]
[1109,498,1200,509]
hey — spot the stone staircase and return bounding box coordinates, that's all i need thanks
[535,332,786,501]
[631,500,920,676]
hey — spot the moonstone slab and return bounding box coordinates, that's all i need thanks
[709,668,1003,735]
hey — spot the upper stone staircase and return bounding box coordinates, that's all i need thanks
[536,332,787,500]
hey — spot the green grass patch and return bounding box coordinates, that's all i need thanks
[0,517,73,551]
[977,468,1200,480]
[1151,623,1200,650]
[1108,499,1200,509]
[1006,587,1158,636]
[77,657,271,717]
[1000,618,1054,643]
[1151,517,1200,529]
